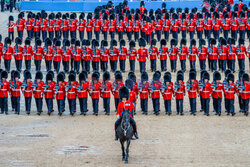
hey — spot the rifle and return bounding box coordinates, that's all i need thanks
[89,82,95,94]
[21,78,28,90]
[186,80,193,91]
[32,79,38,89]
[43,81,49,92]
[199,80,206,91]
[174,81,180,91]
[150,81,156,93]
[161,83,167,92]
[211,81,218,91]
[138,82,145,92]
[65,82,72,92]
[55,83,60,94]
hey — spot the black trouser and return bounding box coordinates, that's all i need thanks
[62,30,69,39]
[127,31,132,41]
[110,60,117,72]
[164,31,169,41]
[238,59,245,71]
[48,31,54,40]
[57,99,64,114]
[4,59,11,72]
[114,98,120,110]
[8,31,14,41]
[45,60,52,72]
[118,31,123,41]
[35,98,43,114]
[15,59,22,71]
[219,59,226,72]
[247,30,250,39]
[92,99,99,114]
[68,98,76,114]
[34,31,40,39]
[11,96,14,110]
[134,31,139,41]
[46,98,53,114]
[140,98,148,114]
[70,30,76,39]
[141,30,145,38]
[181,30,187,39]
[203,98,210,115]
[197,30,202,40]
[103,31,107,41]
[41,31,47,42]
[17,31,23,41]
[145,34,150,44]
[27,30,33,39]
[223,30,229,40]
[189,31,194,40]
[239,96,244,112]
[231,30,237,41]
[210,59,217,71]
[53,61,61,73]
[70,59,74,70]
[225,98,229,113]
[176,99,183,114]
[0,97,8,114]
[172,31,178,40]
[55,31,60,39]
[199,59,206,70]
[79,31,84,41]
[74,60,80,73]
[101,61,108,72]
[239,30,245,40]
[189,98,196,114]
[63,61,69,73]
[34,60,41,71]
[160,60,166,71]
[84,60,90,73]
[1,1,4,12]
[151,32,154,41]
[25,97,32,113]
[150,59,156,72]
[129,60,135,72]
[103,98,110,114]
[92,61,99,72]
[189,60,196,69]
[87,31,92,41]
[119,59,126,72]
[94,31,100,41]
[13,96,20,114]
[213,30,219,40]
[164,100,171,114]
[170,60,177,71]
[25,60,31,71]
[213,97,222,115]
[152,98,160,114]
[139,61,146,73]
[227,99,235,114]
[228,60,235,72]
[81,60,85,71]
[200,96,204,111]
[242,99,249,114]
[110,31,115,40]
[115,116,137,133]
[79,97,87,114]
[180,60,186,71]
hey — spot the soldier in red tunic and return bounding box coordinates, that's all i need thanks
[237,38,247,71]
[109,39,119,72]
[13,37,24,72]
[138,72,150,115]
[78,13,86,41]
[43,72,55,115]
[0,71,10,115]
[179,39,188,72]
[62,40,71,73]
[188,39,198,70]
[169,39,178,72]
[119,39,127,72]
[66,73,78,116]
[224,73,237,116]
[150,71,162,115]
[22,70,33,115]
[33,71,45,115]
[174,72,185,115]
[187,71,199,115]
[240,73,250,116]
[149,39,158,72]
[161,72,174,115]
[77,71,89,115]
[128,40,137,72]
[23,38,33,71]
[92,40,101,72]
[101,72,112,115]
[138,38,148,73]
[212,71,223,116]
[100,40,109,72]
[55,72,66,116]
[89,72,102,116]
[200,71,212,116]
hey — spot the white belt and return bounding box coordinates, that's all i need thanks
[153,90,160,92]
[13,89,21,91]
[103,91,110,93]
[176,91,183,93]
[141,91,148,93]
[214,90,222,92]
[92,91,99,93]
[34,90,41,92]
[57,91,63,93]
[189,90,196,92]
[226,91,234,93]
[1,89,7,91]
[79,90,86,93]
[24,90,32,92]
[45,90,52,92]
[202,91,210,93]
[164,92,171,94]
[68,92,75,94]
[241,91,249,93]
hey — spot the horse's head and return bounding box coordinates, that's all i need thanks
[121,109,131,136]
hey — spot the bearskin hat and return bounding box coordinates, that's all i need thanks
[24,70,32,80]
[79,72,86,82]
[5,37,11,45]
[92,72,100,80]
[69,73,76,82]
[141,71,148,82]
[111,39,117,47]
[200,70,207,80]
[211,38,216,45]
[224,69,232,78]
[129,40,136,48]
[242,73,249,81]
[191,39,196,46]
[71,38,76,45]
[239,70,245,80]
[153,71,161,81]
[57,72,64,82]
[227,73,234,82]
[180,38,187,46]
[138,38,146,47]
[120,39,126,47]
[46,73,53,81]
[25,38,31,45]
[220,38,227,46]
[160,39,166,46]
[119,86,129,99]
[36,39,42,46]
[213,71,221,81]
[189,71,196,80]
[35,71,43,80]
[164,72,171,82]
[15,37,22,45]
[101,40,108,47]
[1,70,8,79]
[65,40,70,47]
[203,71,210,80]
[177,73,184,81]
[125,79,134,90]
[75,40,81,47]
[55,40,61,47]
[239,38,245,45]
[9,15,14,21]
[128,72,136,83]
[162,2,166,8]
[103,71,110,82]
[151,39,157,46]
[170,38,177,47]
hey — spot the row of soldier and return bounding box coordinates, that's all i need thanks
[0,69,249,116]
[0,35,249,74]
[7,1,250,43]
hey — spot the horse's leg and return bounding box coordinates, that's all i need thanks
[124,139,131,164]
[120,140,125,161]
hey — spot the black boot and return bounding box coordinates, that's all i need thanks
[115,131,118,141]
[134,131,139,139]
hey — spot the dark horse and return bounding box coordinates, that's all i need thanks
[116,110,134,164]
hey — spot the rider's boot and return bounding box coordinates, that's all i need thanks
[134,131,139,139]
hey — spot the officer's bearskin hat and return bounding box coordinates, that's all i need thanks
[119,86,129,99]
[213,71,221,81]
[35,71,43,80]
[24,70,32,80]
[227,73,234,82]
[1,70,8,79]
[138,38,146,47]
[153,71,161,81]
[160,39,166,46]
[141,71,148,82]
[125,79,134,90]
[15,37,22,45]
[164,72,171,82]
[103,71,110,82]
[189,71,196,80]
[180,38,187,46]
[203,71,210,80]
[120,39,126,47]
[243,73,249,81]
